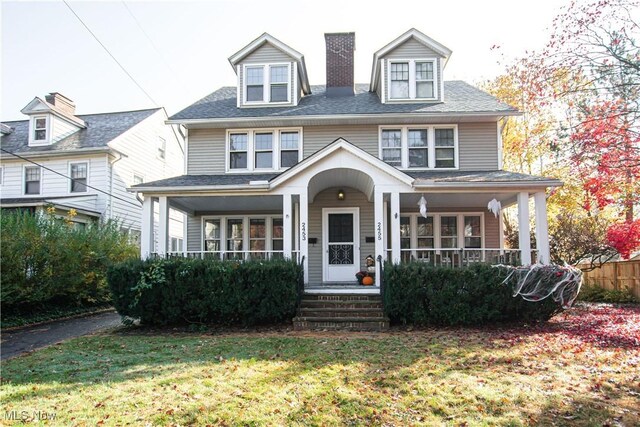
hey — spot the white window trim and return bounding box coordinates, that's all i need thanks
[0,166,4,186]
[225,127,303,173]
[378,125,458,170]
[23,164,42,196]
[201,215,284,257]
[386,58,438,101]
[157,137,167,160]
[400,212,485,254]
[133,172,145,185]
[242,63,292,106]
[68,161,90,194]
[29,115,51,145]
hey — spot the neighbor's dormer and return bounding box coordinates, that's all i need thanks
[20,93,86,146]
[229,33,311,108]
[370,29,452,104]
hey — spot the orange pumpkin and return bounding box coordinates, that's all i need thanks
[362,276,374,286]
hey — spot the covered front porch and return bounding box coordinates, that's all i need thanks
[135,140,559,295]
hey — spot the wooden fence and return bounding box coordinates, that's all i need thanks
[580,260,640,299]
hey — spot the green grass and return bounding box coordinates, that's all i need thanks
[2,320,639,426]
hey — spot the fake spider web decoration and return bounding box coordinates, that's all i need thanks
[495,264,583,309]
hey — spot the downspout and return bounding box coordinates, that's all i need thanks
[108,152,125,220]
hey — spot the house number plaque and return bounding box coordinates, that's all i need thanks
[301,222,307,241]
[377,222,382,240]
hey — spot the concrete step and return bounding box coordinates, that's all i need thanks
[293,316,389,331]
[298,307,385,318]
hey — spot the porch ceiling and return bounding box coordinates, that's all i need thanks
[400,191,518,209]
[170,195,283,214]
[309,168,375,202]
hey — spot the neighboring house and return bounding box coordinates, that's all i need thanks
[132,29,562,292]
[1,93,185,246]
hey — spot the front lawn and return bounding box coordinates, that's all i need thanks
[1,304,639,426]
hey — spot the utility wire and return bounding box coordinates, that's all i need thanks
[0,148,142,208]
[120,1,188,93]
[62,0,160,107]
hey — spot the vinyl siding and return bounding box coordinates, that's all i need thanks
[51,116,80,143]
[308,187,374,284]
[238,43,297,108]
[187,215,202,251]
[458,122,499,170]
[186,128,226,174]
[381,38,444,103]
[186,122,499,174]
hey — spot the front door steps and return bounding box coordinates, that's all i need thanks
[293,294,389,331]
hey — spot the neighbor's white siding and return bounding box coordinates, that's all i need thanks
[50,116,80,144]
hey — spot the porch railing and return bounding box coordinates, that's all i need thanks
[385,248,536,267]
[159,250,302,262]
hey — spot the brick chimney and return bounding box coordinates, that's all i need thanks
[45,92,76,116]
[325,32,355,97]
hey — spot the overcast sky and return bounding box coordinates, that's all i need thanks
[2,0,566,121]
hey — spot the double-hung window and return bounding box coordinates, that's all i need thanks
[254,132,273,169]
[464,215,482,248]
[249,218,267,258]
[203,216,283,259]
[70,162,88,193]
[388,59,437,100]
[24,166,41,195]
[272,218,284,257]
[244,64,290,104]
[381,129,402,167]
[440,216,458,248]
[227,218,244,259]
[380,126,457,169]
[34,116,47,141]
[204,219,221,252]
[227,128,301,171]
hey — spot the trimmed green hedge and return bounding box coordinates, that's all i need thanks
[383,263,563,325]
[108,257,302,326]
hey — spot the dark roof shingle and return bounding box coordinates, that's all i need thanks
[169,81,517,121]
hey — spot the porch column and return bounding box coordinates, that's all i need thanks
[140,196,154,259]
[534,191,550,264]
[517,192,532,265]
[282,194,292,259]
[158,196,169,257]
[390,192,401,263]
[299,190,309,284]
[374,189,384,287]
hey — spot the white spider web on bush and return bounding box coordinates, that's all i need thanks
[495,264,583,308]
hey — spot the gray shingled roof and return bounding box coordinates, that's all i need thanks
[407,170,559,183]
[169,81,518,121]
[132,174,277,189]
[134,170,557,190]
[1,108,161,154]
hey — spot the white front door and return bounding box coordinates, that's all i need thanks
[323,207,360,282]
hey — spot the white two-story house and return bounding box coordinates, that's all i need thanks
[1,92,185,248]
[132,29,561,291]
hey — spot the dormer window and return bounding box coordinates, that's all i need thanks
[388,59,438,101]
[243,64,291,104]
[34,116,47,141]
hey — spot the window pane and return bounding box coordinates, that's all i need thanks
[417,216,433,237]
[382,148,401,166]
[227,219,243,239]
[281,151,298,168]
[441,216,457,236]
[255,152,272,169]
[381,130,402,148]
[71,178,87,193]
[400,217,411,238]
[416,81,434,98]
[204,220,221,239]
[441,237,458,248]
[409,149,428,167]
[415,62,434,80]
[205,240,220,252]
[328,214,353,243]
[408,130,427,147]
[418,238,434,248]
[71,163,87,179]
[35,130,46,140]
[270,66,288,83]
[272,218,283,238]
[246,86,263,102]
[435,149,455,168]
[250,219,266,238]
[390,63,409,80]
[272,239,283,251]
[280,132,299,150]
[25,167,40,181]
[35,118,46,129]
[250,240,265,251]
[465,237,482,249]
[230,134,248,151]
[255,133,272,150]
[230,153,247,169]
[270,84,287,102]
[246,67,263,85]
[435,128,455,146]
[390,81,409,99]
[464,216,481,237]
[26,181,40,194]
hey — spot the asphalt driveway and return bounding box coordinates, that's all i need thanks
[1,311,122,360]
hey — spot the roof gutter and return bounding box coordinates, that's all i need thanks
[166,110,522,126]
[0,147,119,160]
[412,180,563,189]
[128,183,271,193]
